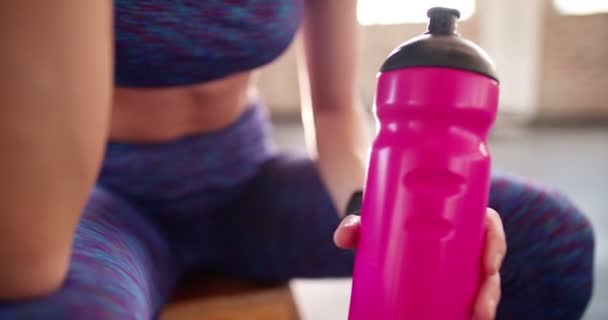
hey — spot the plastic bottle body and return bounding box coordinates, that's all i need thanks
[348,67,499,320]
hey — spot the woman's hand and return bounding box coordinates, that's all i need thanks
[334,208,507,320]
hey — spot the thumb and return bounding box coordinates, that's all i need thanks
[334,215,361,249]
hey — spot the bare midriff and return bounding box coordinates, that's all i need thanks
[109,71,260,143]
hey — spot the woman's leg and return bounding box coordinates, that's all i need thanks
[218,154,594,319]
[490,173,594,320]
[211,154,353,281]
[0,186,179,320]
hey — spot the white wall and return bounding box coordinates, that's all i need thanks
[477,0,545,117]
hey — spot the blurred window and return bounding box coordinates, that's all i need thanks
[554,0,608,15]
[357,0,475,25]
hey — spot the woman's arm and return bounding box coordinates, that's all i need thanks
[296,0,371,215]
[0,1,112,299]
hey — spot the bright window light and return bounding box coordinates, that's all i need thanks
[357,0,476,26]
[554,0,608,15]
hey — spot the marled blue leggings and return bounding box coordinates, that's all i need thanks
[0,104,595,319]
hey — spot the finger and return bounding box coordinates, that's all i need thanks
[333,215,360,249]
[484,208,507,275]
[473,272,501,320]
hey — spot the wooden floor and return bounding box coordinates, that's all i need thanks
[161,275,300,320]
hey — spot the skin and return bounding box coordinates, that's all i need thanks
[0,1,112,299]
[0,0,507,317]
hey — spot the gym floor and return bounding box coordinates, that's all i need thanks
[272,120,608,320]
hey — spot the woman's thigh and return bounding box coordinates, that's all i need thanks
[209,154,354,281]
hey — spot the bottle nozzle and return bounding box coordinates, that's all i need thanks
[426,7,461,35]
[379,6,498,82]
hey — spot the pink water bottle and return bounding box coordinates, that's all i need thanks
[348,7,500,320]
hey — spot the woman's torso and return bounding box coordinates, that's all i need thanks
[110,0,303,143]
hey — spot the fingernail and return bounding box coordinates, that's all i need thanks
[342,215,359,227]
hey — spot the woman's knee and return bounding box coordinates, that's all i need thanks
[541,188,595,309]
[491,174,595,318]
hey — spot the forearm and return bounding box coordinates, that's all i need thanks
[307,105,371,216]
[296,0,368,215]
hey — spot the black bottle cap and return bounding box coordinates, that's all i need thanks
[427,7,460,34]
[379,7,498,82]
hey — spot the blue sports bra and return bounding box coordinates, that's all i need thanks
[114,0,303,87]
